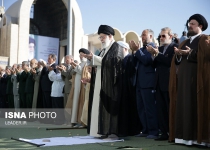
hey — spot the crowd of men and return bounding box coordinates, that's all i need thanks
[0,13,210,147]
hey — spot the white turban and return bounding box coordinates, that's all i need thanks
[117,41,130,49]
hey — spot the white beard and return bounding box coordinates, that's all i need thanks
[101,37,112,49]
[123,51,129,58]
[28,51,34,60]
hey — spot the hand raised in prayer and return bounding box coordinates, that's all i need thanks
[146,45,159,55]
[70,61,78,68]
[31,68,36,74]
[129,40,140,51]
[174,46,191,56]
[15,68,20,73]
[57,65,63,71]
[48,66,54,72]
[81,78,91,84]
[205,36,210,46]
[10,69,16,75]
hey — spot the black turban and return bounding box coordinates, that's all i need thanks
[79,48,90,54]
[98,25,115,35]
[187,14,208,31]
[29,37,36,45]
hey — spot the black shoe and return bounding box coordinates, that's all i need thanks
[135,133,148,137]
[98,135,108,139]
[155,135,168,141]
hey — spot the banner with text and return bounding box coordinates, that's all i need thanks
[29,34,59,64]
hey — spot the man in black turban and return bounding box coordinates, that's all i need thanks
[186,14,208,36]
[79,48,90,55]
[83,25,124,140]
[98,25,115,36]
[169,14,210,147]
[70,48,89,127]
[28,37,36,60]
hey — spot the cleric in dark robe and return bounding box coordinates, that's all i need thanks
[83,25,124,139]
[117,41,141,136]
[169,14,210,147]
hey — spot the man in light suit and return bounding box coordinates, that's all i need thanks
[60,55,74,107]
[11,64,22,111]
[147,27,178,140]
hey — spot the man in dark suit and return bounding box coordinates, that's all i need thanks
[147,27,178,140]
[0,68,7,117]
[17,62,29,108]
[129,29,159,139]
[40,54,57,109]
[25,59,38,108]
[0,68,8,109]
[5,67,14,108]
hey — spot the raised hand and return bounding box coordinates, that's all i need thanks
[205,36,210,46]
[146,45,159,55]
[81,78,91,84]
[174,46,192,55]
[129,40,140,51]
[70,61,78,68]
[31,68,36,74]
[57,65,64,71]
[48,66,54,72]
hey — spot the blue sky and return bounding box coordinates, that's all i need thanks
[4,0,210,37]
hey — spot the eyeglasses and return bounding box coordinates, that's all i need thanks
[160,35,166,38]
[98,35,107,40]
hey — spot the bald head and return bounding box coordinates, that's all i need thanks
[141,29,154,45]
[30,59,38,69]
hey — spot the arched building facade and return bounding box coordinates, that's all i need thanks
[88,29,158,55]
[0,0,87,65]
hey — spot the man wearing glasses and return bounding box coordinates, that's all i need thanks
[147,27,178,140]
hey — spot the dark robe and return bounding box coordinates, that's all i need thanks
[169,34,210,144]
[118,54,141,136]
[98,42,123,136]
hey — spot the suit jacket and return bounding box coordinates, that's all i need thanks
[0,74,7,96]
[61,65,74,94]
[17,71,27,94]
[6,75,13,95]
[25,72,35,93]
[40,63,57,92]
[134,44,156,89]
[154,42,178,91]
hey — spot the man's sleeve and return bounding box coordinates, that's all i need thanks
[92,55,102,66]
